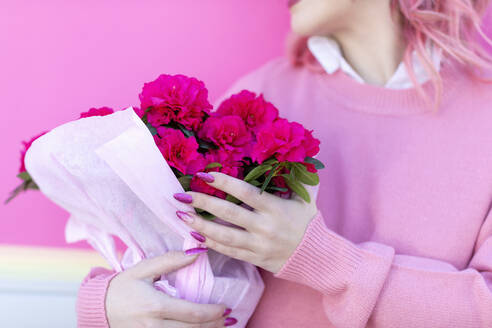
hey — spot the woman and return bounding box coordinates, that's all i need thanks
[77,0,492,327]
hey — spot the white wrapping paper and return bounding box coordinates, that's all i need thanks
[25,107,264,327]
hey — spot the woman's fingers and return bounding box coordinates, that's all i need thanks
[204,237,257,264]
[177,211,253,250]
[181,191,258,230]
[196,171,281,211]
[127,251,199,280]
[156,296,226,323]
[150,318,226,328]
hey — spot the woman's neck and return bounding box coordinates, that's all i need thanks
[331,2,407,87]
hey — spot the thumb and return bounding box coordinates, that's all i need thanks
[127,251,200,280]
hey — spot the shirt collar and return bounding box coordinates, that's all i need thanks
[307,35,442,89]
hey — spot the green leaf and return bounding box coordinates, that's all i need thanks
[265,186,289,193]
[177,124,195,138]
[141,107,152,124]
[146,122,157,136]
[260,163,281,193]
[197,139,217,150]
[181,129,194,138]
[226,194,242,205]
[292,163,319,186]
[171,167,185,177]
[178,175,193,190]
[248,180,262,187]
[17,171,31,181]
[304,157,325,170]
[262,158,279,166]
[244,164,273,182]
[205,162,222,170]
[200,212,216,221]
[194,208,216,220]
[282,174,311,203]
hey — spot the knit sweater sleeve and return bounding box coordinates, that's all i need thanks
[76,267,119,328]
[274,210,492,328]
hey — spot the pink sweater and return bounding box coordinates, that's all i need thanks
[76,56,492,327]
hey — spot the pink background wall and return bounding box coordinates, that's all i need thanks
[0,1,291,249]
[2,2,492,250]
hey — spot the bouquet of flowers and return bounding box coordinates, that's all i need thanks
[7,74,324,326]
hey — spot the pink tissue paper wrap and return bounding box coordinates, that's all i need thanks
[24,107,264,327]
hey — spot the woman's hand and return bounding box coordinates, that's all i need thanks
[106,250,236,328]
[173,172,319,274]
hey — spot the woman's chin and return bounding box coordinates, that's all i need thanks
[290,17,320,37]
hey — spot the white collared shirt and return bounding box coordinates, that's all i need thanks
[307,35,442,89]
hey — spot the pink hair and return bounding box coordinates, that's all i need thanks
[287,1,492,111]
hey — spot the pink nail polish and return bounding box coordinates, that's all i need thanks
[185,247,208,255]
[224,317,238,326]
[190,231,206,243]
[174,193,192,204]
[176,211,194,224]
[223,308,232,317]
[196,172,215,183]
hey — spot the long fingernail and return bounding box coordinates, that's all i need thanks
[174,193,192,204]
[176,211,194,224]
[190,231,206,243]
[185,247,208,255]
[196,172,215,183]
[224,317,238,326]
[223,308,232,317]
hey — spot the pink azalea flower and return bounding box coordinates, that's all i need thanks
[185,155,208,176]
[190,150,244,199]
[302,129,321,161]
[139,74,212,130]
[19,131,48,173]
[215,90,279,132]
[79,107,114,118]
[198,115,252,159]
[205,149,243,169]
[153,127,202,175]
[252,118,320,164]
